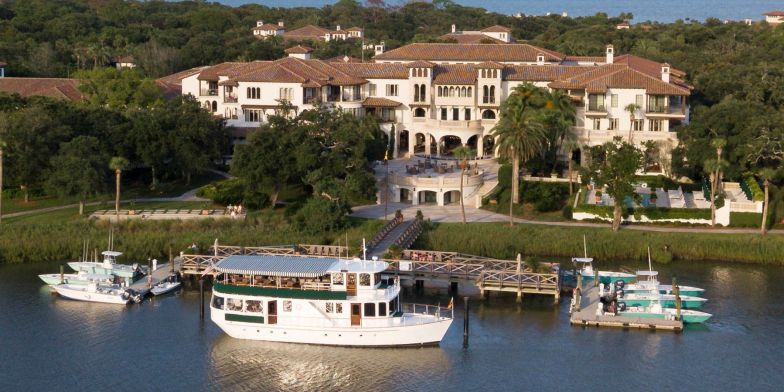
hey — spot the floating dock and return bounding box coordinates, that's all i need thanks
[569,281,683,332]
[128,259,181,296]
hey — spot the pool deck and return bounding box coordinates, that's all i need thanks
[569,281,683,332]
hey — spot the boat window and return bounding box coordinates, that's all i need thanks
[246,300,262,313]
[378,302,387,316]
[359,273,371,286]
[336,303,343,314]
[227,298,243,311]
[388,300,394,315]
[373,273,381,285]
[332,273,344,285]
[364,302,376,317]
[211,295,224,309]
[326,302,334,313]
[283,300,292,312]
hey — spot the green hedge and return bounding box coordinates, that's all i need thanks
[731,212,763,228]
[574,204,615,218]
[744,174,764,201]
[575,204,710,221]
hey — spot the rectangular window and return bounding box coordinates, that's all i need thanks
[633,119,644,131]
[635,94,643,107]
[336,303,343,314]
[326,302,333,313]
[588,94,605,111]
[331,273,344,285]
[592,119,601,130]
[452,108,459,121]
[611,94,618,108]
[441,108,447,120]
[649,119,663,132]
[283,300,292,312]
[385,84,398,96]
[364,302,376,317]
[359,273,371,286]
[244,109,262,122]
[369,84,376,97]
[378,302,387,316]
[388,300,395,315]
[608,118,618,130]
[647,95,667,113]
[465,108,471,120]
[246,300,262,313]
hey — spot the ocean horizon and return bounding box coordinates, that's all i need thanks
[210,0,782,23]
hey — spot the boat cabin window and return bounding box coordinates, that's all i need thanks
[378,302,387,316]
[326,303,334,313]
[374,273,381,286]
[360,273,371,286]
[332,273,344,285]
[246,300,263,313]
[212,295,225,309]
[283,300,292,312]
[364,302,376,317]
[227,298,243,311]
[336,303,343,313]
[389,297,399,314]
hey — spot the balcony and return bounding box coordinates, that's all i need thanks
[224,94,238,103]
[575,128,677,144]
[200,88,218,96]
[424,118,483,131]
[585,105,608,117]
[645,105,687,119]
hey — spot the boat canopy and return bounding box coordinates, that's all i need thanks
[102,251,123,257]
[215,255,338,278]
[636,270,659,276]
[572,257,593,263]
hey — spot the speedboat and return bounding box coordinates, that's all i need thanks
[68,250,146,283]
[38,271,114,286]
[620,292,707,309]
[598,271,636,285]
[52,282,143,304]
[618,302,712,324]
[624,283,704,297]
[151,274,182,296]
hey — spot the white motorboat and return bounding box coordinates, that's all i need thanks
[68,250,145,282]
[151,276,182,296]
[53,282,143,304]
[210,255,453,346]
[38,271,114,286]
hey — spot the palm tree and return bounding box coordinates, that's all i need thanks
[492,95,546,226]
[759,168,776,235]
[109,157,129,221]
[625,103,641,142]
[452,145,475,224]
[704,138,727,227]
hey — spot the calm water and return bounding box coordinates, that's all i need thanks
[215,0,783,23]
[1,260,782,391]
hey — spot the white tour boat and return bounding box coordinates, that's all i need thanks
[209,255,454,347]
[52,282,143,305]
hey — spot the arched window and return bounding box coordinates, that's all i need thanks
[482,86,489,103]
[437,86,442,96]
[211,101,217,112]
[414,108,425,117]
[493,70,498,78]
[414,84,420,102]
[489,86,496,103]
[246,87,251,99]
[449,87,454,97]
[467,87,472,97]
[482,110,496,119]
[461,87,467,97]
[419,84,426,101]
[425,69,429,77]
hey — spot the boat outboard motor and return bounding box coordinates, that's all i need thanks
[616,289,624,298]
[125,289,143,303]
[614,280,625,289]
[617,301,627,311]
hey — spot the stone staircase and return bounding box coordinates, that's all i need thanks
[368,219,421,258]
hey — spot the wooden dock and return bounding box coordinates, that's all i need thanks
[569,281,683,332]
[128,258,182,296]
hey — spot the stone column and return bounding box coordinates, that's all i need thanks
[408,132,416,158]
[425,134,432,157]
[413,191,419,205]
[436,191,444,206]
[478,135,485,158]
[392,127,399,159]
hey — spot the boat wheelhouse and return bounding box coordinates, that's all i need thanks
[209,255,453,346]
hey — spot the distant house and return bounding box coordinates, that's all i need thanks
[254,21,364,42]
[0,77,83,101]
[616,22,631,30]
[113,55,136,70]
[252,20,285,39]
[764,11,784,25]
[439,24,513,44]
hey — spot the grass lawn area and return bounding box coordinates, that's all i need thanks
[2,201,214,225]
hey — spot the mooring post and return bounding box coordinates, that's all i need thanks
[673,275,682,321]
[60,264,64,284]
[169,244,174,273]
[199,277,205,320]
[463,296,469,348]
[147,258,153,289]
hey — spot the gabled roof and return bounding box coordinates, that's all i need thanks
[157,66,209,99]
[253,23,283,31]
[475,61,504,69]
[405,60,436,68]
[223,57,367,86]
[614,54,685,78]
[438,33,507,44]
[0,77,84,101]
[285,45,313,54]
[432,64,476,85]
[548,63,691,95]
[197,62,246,81]
[114,55,135,63]
[481,25,512,33]
[331,63,408,79]
[374,43,564,63]
[284,25,333,39]
[362,97,402,107]
[345,26,364,32]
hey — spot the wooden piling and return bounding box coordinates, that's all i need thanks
[199,277,205,320]
[60,264,64,284]
[673,275,682,320]
[463,296,469,348]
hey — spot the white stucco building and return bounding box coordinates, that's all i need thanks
[179,39,691,167]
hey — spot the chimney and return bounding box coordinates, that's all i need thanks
[375,41,386,56]
[451,24,456,33]
[661,63,671,83]
[278,21,284,27]
[336,25,341,31]
[606,44,614,64]
[257,20,263,27]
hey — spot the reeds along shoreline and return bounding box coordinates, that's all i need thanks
[0,217,384,265]
[414,223,784,265]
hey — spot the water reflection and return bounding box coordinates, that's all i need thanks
[208,335,450,391]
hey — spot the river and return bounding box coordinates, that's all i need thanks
[1,260,781,391]
[214,0,784,23]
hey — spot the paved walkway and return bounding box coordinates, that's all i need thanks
[351,202,784,235]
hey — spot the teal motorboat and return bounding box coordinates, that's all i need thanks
[624,283,704,297]
[38,271,114,286]
[572,236,635,284]
[598,271,637,285]
[619,270,707,308]
[68,250,146,283]
[618,302,712,324]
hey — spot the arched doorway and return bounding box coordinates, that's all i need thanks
[429,135,437,155]
[399,129,410,155]
[211,101,218,112]
[418,190,437,205]
[481,110,496,120]
[466,135,479,152]
[400,188,412,204]
[482,135,495,158]
[440,135,462,156]
[571,148,582,166]
[444,190,461,205]
[414,133,426,154]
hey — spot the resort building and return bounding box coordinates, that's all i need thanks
[439,24,514,43]
[0,77,83,101]
[253,21,364,42]
[179,41,691,169]
[764,11,784,26]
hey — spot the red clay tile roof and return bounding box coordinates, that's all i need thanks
[564,55,606,63]
[226,57,367,86]
[157,66,209,99]
[285,45,313,54]
[475,61,504,69]
[438,33,507,44]
[405,60,436,68]
[0,77,84,101]
[548,64,691,95]
[374,43,564,63]
[346,26,363,32]
[362,97,401,107]
[284,25,332,40]
[433,64,476,85]
[330,63,408,79]
[481,25,512,33]
[505,65,589,81]
[764,10,784,16]
[253,23,283,31]
[326,55,365,63]
[197,62,246,81]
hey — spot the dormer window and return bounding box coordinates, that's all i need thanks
[537,54,545,64]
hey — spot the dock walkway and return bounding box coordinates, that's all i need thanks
[129,259,182,295]
[569,281,682,331]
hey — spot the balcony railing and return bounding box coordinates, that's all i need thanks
[224,95,238,103]
[587,104,606,112]
[646,105,686,116]
[200,88,218,96]
[326,94,340,102]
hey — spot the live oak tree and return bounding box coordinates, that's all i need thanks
[46,136,107,215]
[584,139,643,231]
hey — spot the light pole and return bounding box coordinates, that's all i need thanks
[384,148,389,221]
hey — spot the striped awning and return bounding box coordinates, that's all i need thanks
[215,255,338,278]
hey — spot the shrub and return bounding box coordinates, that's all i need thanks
[291,198,347,234]
[521,181,569,212]
[562,205,573,219]
[730,212,762,228]
[574,204,614,218]
[498,164,512,189]
[198,178,245,206]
